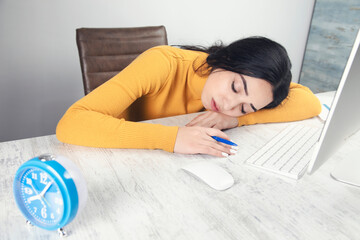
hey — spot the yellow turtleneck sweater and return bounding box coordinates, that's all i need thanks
[56,46,321,152]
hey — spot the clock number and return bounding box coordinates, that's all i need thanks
[33,207,37,213]
[31,172,37,180]
[54,197,63,206]
[40,172,48,185]
[50,213,55,219]
[41,207,47,219]
[56,208,61,214]
[24,187,33,195]
[25,178,32,185]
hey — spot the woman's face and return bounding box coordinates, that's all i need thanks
[201,69,274,117]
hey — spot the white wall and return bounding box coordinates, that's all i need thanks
[0,0,315,142]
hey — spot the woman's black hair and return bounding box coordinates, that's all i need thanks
[180,37,292,109]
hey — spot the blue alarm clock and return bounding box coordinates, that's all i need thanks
[13,154,87,236]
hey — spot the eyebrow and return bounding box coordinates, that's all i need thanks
[250,104,257,112]
[240,74,248,96]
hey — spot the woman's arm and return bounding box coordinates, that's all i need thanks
[56,47,179,152]
[57,46,235,157]
[237,82,321,126]
[186,83,321,129]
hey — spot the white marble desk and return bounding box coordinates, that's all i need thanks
[1,104,360,240]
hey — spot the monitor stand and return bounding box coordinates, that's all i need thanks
[330,149,360,188]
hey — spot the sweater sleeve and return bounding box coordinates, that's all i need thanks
[56,47,179,152]
[237,83,321,126]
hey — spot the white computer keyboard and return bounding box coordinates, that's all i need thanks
[245,124,322,179]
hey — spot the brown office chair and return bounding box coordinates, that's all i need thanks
[76,26,168,121]
[76,26,168,95]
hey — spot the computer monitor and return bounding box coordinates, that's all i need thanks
[307,29,360,187]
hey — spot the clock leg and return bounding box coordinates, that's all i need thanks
[26,220,33,227]
[57,228,68,238]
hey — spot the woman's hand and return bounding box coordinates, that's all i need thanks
[186,111,239,130]
[173,126,238,157]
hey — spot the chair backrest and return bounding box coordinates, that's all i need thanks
[76,26,168,95]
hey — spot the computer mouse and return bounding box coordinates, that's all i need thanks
[181,161,234,191]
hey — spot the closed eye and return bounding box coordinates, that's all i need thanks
[241,104,246,114]
[231,81,237,93]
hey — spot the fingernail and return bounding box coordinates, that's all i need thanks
[231,146,239,150]
[230,149,237,154]
[221,152,229,157]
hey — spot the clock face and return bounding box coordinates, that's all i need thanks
[18,167,65,226]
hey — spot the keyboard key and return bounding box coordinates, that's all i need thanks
[246,124,322,179]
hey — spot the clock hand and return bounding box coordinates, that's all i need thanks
[28,179,52,206]
[38,181,53,208]
[42,197,52,208]
[28,182,46,206]
[27,194,41,203]
[40,181,53,198]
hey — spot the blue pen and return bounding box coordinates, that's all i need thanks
[211,136,238,146]
[323,104,330,111]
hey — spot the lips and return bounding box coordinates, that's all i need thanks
[211,98,219,112]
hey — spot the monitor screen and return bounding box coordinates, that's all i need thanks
[307,29,360,186]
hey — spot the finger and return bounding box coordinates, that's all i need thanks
[188,116,217,128]
[198,141,235,157]
[204,128,231,141]
[211,123,223,130]
[208,141,235,156]
[206,149,230,158]
[198,134,236,156]
[192,119,216,128]
[204,128,239,152]
[197,144,230,158]
[186,113,209,126]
